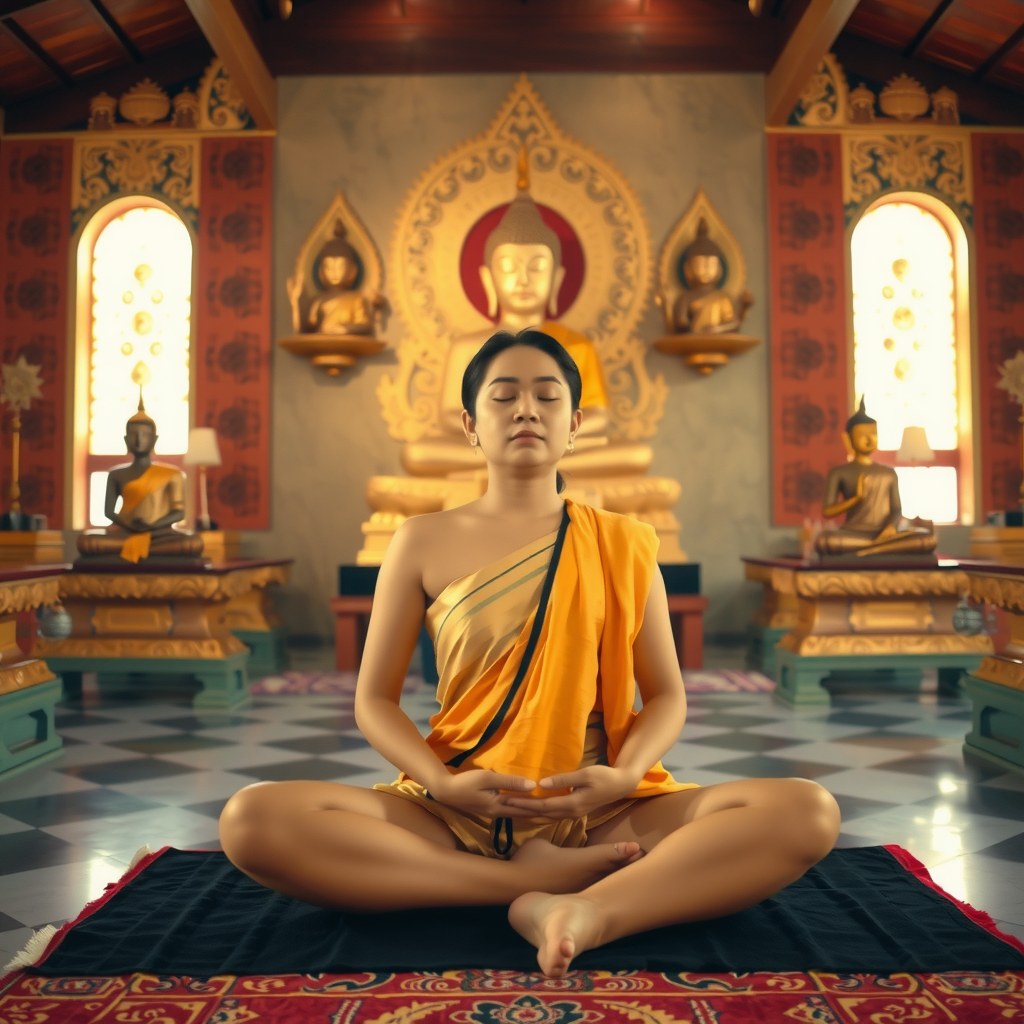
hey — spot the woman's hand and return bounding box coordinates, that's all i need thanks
[500,765,640,820]
[429,769,546,819]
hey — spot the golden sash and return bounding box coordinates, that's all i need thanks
[117,464,179,563]
[417,500,694,800]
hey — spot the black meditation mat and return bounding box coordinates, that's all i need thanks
[32,846,1024,976]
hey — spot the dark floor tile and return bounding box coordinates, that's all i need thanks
[289,715,359,732]
[916,786,1024,823]
[686,732,800,753]
[235,759,370,782]
[939,710,972,721]
[700,754,845,781]
[837,733,944,753]
[826,712,917,728]
[248,700,290,709]
[58,735,84,746]
[60,758,197,786]
[149,715,262,732]
[189,839,223,851]
[833,794,900,822]
[183,798,231,820]
[0,830,92,875]
[976,831,1024,863]
[685,695,767,709]
[109,735,234,756]
[0,789,162,828]
[0,910,24,931]
[267,734,370,755]
[53,712,121,729]
[832,833,875,849]
[875,754,1001,782]
[686,712,778,729]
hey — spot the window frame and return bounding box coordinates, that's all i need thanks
[70,195,198,530]
[846,190,976,527]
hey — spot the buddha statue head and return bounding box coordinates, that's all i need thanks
[125,395,157,457]
[481,146,566,323]
[844,397,878,458]
[680,218,726,291]
[316,220,361,293]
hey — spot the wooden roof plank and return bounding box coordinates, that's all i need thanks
[182,0,275,128]
[0,12,74,84]
[85,0,142,62]
[903,0,956,57]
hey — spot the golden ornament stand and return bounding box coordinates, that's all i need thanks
[0,531,65,565]
[36,560,291,708]
[654,333,761,375]
[0,567,65,780]
[748,557,993,705]
[278,334,386,376]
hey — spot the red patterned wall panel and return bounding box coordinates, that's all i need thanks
[196,137,273,530]
[768,133,850,527]
[0,140,72,528]
[974,133,1024,518]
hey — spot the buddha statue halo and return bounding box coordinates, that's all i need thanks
[654,187,759,375]
[279,188,386,376]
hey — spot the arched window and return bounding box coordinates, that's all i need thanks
[75,201,193,527]
[850,195,973,524]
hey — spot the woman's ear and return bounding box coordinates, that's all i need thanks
[462,409,478,444]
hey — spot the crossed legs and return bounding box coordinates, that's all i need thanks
[219,777,840,975]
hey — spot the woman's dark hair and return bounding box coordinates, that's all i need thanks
[461,328,583,494]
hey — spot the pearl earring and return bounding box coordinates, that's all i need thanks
[567,436,575,453]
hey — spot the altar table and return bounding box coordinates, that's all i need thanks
[0,565,66,780]
[743,556,992,707]
[37,559,291,710]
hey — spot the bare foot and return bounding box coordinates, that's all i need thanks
[510,838,642,893]
[508,892,604,977]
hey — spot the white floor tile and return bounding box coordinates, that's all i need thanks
[152,745,305,771]
[54,744,146,768]
[663,744,764,770]
[0,812,33,836]
[107,770,256,805]
[744,720,873,741]
[664,768,746,788]
[0,770,100,800]
[320,747,395,771]
[57,722,187,744]
[821,768,952,804]
[0,857,129,929]
[769,740,905,769]
[198,721,331,744]
[676,723,733,741]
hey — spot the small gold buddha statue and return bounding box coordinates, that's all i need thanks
[816,398,937,558]
[304,220,382,336]
[400,146,652,483]
[670,218,753,335]
[76,398,204,564]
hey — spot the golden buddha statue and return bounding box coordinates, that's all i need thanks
[303,220,382,336]
[76,398,203,564]
[670,218,753,335]
[816,399,937,558]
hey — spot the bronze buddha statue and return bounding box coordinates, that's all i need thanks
[816,398,937,558]
[670,217,752,335]
[305,220,382,336]
[76,399,204,564]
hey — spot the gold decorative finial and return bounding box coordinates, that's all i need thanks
[516,143,530,192]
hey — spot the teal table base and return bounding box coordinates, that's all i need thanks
[44,652,251,710]
[747,624,789,678]
[0,678,64,780]
[234,627,289,676]
[774,648,984,707]
[963,674,1024,774]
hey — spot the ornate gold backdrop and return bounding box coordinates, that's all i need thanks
[377,74,667,444]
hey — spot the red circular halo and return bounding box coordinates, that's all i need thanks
[459,203,586,322]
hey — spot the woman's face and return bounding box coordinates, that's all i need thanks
[464,345,580,476]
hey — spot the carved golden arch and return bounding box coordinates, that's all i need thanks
[377,74,666,444]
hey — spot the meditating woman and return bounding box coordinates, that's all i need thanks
[219,329,841,977]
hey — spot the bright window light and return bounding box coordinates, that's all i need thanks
[895,466,958,524]
[90,207,192,455]
[89,471,110,526]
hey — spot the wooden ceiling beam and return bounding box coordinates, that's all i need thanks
[85,0,144,64]
[974,17,1024,82]
[765,0,859,125]
[0,1,48,15]
[182,0,275,128]
[0,14,74,86]
[902,0,956,60]
[2,36,214,132]
[832,31,1024,126]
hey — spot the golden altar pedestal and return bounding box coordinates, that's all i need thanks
[959,560,1024,774]
[969,526,1024,564]
[0,531,65,565]
[742,558,801,676]
[0,566,65,779]
[36,559,290,709]
[746,557,993,706]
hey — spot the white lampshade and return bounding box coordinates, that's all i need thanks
[183,427,222,467]
[896,425,935,463]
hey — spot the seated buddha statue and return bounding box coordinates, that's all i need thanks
[816,399,937,558]
[304,220,382,336]
[364,149,683,561]
[76,399,204,565]
[670,218,753,335]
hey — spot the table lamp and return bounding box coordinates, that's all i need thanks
[184,427,221,531]
[896,425,934,464]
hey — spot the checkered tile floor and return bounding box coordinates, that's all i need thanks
[2,658,1023,967]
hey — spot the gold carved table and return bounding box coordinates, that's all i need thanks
[959,560,1024,774]
[742,558,801,677]
[753,557,992,706]
[0,565,66,779]
[36,559,291,710]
